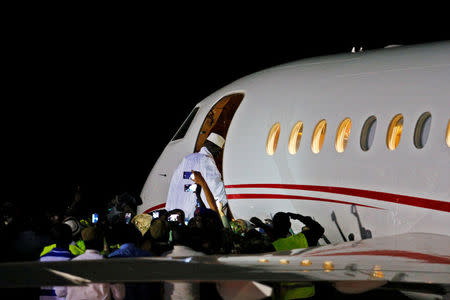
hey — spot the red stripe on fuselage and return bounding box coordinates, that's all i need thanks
[226,193,383,210]
[225,184,450,213]
[143,203,166,214]
[310,249,450,264]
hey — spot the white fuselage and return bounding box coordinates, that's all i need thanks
[139,42,450,244]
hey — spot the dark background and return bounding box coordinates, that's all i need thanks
[2,14,448,215]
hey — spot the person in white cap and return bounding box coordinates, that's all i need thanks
[166,132,228,221]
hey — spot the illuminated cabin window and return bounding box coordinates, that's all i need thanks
[335,118,352,153]
[288,121,303,154]
[387,114,404,150]
[447,119,450,147]
[311,120,327,154]
[360,116,377,151]
[413,112,432,149]
[266,122,281,155]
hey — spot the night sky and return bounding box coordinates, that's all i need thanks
[3,17,447,215]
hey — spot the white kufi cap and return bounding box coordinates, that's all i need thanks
[63,217,81,237]
[207,132,225,149]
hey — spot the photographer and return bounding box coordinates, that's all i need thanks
[272,212,324,250]
[271,212,324,299]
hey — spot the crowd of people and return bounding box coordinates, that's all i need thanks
[0,132,326,299]
[0,193,324,299]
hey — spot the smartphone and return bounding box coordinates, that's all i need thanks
[152,211,160,219]
[183,171,195,180]
[125,212,131,224]
[168,214,179,222]
[184,183,197,192]
[92,213,99,224]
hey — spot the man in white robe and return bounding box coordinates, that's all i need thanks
[165,133,228,221]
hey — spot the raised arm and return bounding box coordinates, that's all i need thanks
[191,170,219,213]
[287,213,325,246]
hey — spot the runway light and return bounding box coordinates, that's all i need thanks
[301,259,312,266]
[323,261,334,271]
[258,259,269,263]
[280,259,290,264]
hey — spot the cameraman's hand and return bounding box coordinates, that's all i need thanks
[287,212,303,220]
[250,217,264,227]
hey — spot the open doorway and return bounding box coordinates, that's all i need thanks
[194,93,244,175]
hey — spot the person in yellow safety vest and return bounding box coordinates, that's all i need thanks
[40,217,87,257]
[271,212,325,299]
[40,241,85,257]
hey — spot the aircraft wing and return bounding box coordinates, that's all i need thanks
[1,232,449,296]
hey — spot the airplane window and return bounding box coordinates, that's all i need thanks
[360,116,377,151]
[447,119,450,147]
[387,114,404,150]
[311,119,327,154]
[171,107,199,141]
[266,122,281,155]
[288,121,303,154]
[413,112,432,149]
[335,118,352,153]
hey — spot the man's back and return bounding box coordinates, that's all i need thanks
[40,248,74,300]
[166,147,226,220]
[272,232,309,251]
[66,250,125,300]
[162,245,205,300]
[108,243,151,258]
[109,243,157,300]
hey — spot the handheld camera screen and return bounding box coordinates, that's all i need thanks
[183,171,195,180]
[152,211,159,219]
[168,214,179,222]
[184,183,197,192]
[125,212,131,224]
[92,213,99,224]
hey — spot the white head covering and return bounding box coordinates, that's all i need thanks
[63,217,81,237]
[207,132,225,149]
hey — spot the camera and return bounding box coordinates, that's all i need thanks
[92,213,99,224]
[168,214,179,222]
[183,171,195,180]
[124,212,132,224]
[184,183,197,192]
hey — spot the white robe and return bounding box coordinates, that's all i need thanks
[165,147,228,220]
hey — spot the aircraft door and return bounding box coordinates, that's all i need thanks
[194,93,244,175]
[139,93,244,214]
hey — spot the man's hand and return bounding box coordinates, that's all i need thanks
[191,170,206,186]
[250,217,264,227]
[287,212,303,220]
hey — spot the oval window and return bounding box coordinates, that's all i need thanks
[446,119,450,147]
[335,118,352,153]
[413,112,432,149]
[266,123,281,155]
[387,114,404,150]
[288,121,303,155]
[360,116,377,151]
[311,120,327,154]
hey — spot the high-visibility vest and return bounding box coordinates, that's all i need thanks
[272,233,315,299]
[272,233,309,251]
[276,282,315,299]
[40,242,85,257]
[75,239,86,252]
